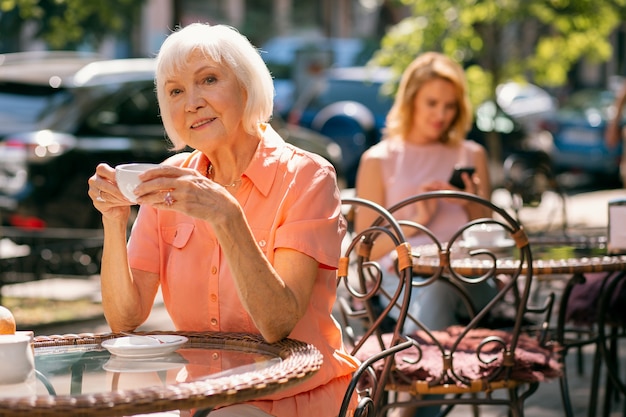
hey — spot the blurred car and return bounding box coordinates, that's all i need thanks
[495,81,558,135]
[537,88,623,183]
[260,35,376,117]
[288,66,528,187]
[287,66,393,187]
[470,100,527,159]
[0,53,344,229]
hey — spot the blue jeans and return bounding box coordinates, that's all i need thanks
[381,273,497,332]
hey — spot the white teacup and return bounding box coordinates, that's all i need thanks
[115,163,161,203]
[0,331,34,385]
[463,224,506,246]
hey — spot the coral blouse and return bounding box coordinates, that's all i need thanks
[127,124,358,417]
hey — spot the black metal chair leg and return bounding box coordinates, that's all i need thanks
[588,341,603,417]
[577,342,585,375]
[602,327,620,417]
[557,272,588,417]
[559,363,575,417]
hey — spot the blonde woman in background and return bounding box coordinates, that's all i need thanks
[354,51,495,417]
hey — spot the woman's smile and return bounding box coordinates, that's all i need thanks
[191,117,216,129]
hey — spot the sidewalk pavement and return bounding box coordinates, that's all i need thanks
[1,276,174,335]
[491,187,625,232]
[1,187,625,415]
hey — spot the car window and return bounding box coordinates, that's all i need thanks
[309,79,393,116]
[88,83,164,136]
[116,86,161,125]
[262,37,367,67]
[0,83,72,133]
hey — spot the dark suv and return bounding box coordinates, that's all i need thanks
[0,53,343,230]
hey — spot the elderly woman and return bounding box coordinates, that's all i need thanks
[88,23,357,417]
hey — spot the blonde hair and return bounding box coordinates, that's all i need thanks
[384,52,472,145]
[155,23,274,150]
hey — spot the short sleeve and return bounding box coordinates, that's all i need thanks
[273,163,346,269]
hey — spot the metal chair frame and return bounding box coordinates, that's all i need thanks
[337,191,558,417]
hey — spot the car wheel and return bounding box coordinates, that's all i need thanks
[316,116,370,187]
[312,102,377,187]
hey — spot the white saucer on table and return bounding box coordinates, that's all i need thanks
[101,335,188,359]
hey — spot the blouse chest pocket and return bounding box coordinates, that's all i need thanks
[161,223,195,249]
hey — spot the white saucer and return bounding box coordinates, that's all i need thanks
[101,335,188,359]
[461,238,515,251]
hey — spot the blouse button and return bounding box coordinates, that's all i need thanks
[212,352,219,360]
[210,294,217,302]
[258,240,266,247]
[210,318,218,326]
[211,266,217,274]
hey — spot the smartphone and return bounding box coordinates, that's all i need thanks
[448,167,475,190]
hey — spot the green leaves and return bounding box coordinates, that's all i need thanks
[372,0,626,105]
[1,0,146,50]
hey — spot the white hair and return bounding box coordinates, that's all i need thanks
[155,23,274,149]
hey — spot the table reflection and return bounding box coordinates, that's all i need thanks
[0,331,323,417]
[33,341,278,397]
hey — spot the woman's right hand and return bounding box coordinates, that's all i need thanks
[88,163,132,222]
[413,198,438,226]
[412,183,439,226]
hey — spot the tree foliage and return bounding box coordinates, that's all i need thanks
[372,0,626,106]
[0,0,147,51]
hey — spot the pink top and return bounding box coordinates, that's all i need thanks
[127,124,358,416]
[369,138,479,248]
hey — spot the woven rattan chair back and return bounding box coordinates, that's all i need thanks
[337,191,560,417]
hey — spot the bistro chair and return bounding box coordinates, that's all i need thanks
[596,271,626,416]
[336,191,561,417]
[559,269,626,416]
[335,196,414,416]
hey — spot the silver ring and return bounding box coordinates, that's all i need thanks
[164,191,174,206]
[96,190,106,203]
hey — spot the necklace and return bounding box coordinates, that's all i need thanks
[207,164,242,188]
